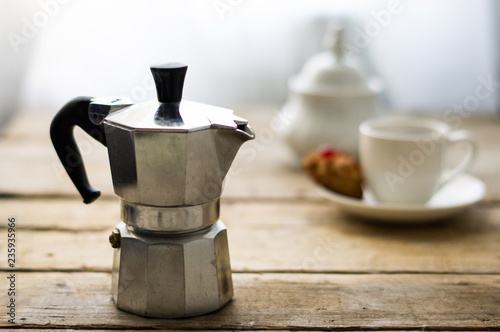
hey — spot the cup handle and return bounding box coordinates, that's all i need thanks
[439,130,478,188]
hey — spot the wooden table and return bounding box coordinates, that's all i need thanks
[1,109,500,330]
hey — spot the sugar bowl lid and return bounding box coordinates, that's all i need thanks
[289,23,381,97]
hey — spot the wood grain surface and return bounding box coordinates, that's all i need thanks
[1,110,499,330]
[1,272,499,330]
[1,199,500,274]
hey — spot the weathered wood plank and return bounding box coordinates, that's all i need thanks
[226,200,500,274]
[1,111,499,201]
[0,330,257,332]
[0,272,499,330]
[0,111,51,141]
[0,198,120,231]
[0,197,120,232]
[1,199,500,273]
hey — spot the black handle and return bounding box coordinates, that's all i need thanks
[50,96,107,204]
[150,63,188,103]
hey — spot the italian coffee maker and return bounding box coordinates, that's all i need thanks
[50,63,255,318]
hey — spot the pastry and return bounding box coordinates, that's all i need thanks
[302,146,363,199]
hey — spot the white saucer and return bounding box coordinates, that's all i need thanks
[317,174,486,223]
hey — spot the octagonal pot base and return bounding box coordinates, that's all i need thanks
[111,220,233,318]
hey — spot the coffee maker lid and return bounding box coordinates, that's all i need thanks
[104,63,246,132]
[105,99,244,132]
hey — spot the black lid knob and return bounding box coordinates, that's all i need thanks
[150,63,188,103]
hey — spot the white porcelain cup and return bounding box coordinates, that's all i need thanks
[359,116,477,204]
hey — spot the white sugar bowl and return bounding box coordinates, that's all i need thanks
[282,23,383,160]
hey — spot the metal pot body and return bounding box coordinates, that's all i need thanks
[111,220,233,318]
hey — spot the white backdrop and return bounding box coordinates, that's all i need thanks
[3,0,499,116]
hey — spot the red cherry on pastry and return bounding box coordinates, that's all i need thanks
[319,146,336,158]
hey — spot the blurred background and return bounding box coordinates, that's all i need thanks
[1,0,499,130]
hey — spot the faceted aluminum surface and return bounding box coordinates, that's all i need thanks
[104,117,253,207]
[111,220,233,318]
